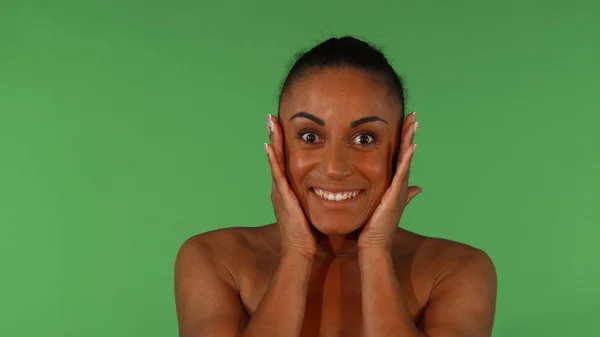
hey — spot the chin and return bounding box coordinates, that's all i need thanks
[306,212,367,236]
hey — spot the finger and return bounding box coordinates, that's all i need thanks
[265,142,291,195]
[391,143,417,189]
[397,113,418,190]
[268,114,286,173]
[265,142,282,190]
[271,186,283,214]
[401,112,416,138]
[267,115,287,208]
[383,113,418,204]
[399,112,417,163]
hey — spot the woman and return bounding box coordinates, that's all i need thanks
[174,36,497,337]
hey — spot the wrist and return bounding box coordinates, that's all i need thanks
[359,247,393,275]
[281,247,316,263]
[358,240,393,254]
[357,231,394,254]
[359,246,392,260]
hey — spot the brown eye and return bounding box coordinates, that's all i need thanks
[300,132,319,143]
[352,134,375,145]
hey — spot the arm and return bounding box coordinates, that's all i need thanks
[418,249,498,337]
[174,236,313,337]
[359,247,497,337]
[242,251,313,337]
[359,247,425,337]
[174,237,248,337]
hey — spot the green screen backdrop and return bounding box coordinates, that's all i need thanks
[1,0,599,336]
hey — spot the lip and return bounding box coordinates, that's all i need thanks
[310,186,364,193]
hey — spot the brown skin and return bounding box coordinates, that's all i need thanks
[174,68,498,337]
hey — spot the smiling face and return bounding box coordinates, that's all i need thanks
[279,67,403,236]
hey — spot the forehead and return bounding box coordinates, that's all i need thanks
[279,68,401,123]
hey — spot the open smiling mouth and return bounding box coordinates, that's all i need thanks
[310,188,364,201]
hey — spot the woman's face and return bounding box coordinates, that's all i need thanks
[279,67,403,236]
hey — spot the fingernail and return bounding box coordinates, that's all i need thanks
[264,143,269,153]
[267,114,274,135]
[414,122,419,132]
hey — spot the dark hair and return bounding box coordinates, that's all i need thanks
[278,36,406,119]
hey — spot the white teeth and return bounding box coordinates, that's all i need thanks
[312,188,360,201]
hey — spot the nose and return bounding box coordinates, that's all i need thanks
[320,144,354,180]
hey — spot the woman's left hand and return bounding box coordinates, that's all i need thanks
[358,112,422,251]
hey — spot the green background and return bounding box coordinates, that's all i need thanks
[1,0,599,336]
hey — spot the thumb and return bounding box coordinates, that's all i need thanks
[406,186,422,204]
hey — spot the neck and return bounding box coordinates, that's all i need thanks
[311,226,361,259]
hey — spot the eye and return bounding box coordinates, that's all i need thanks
[352,133,375,145]
[300,132,320,143]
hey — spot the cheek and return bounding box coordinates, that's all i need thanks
[285,148,316,191]
[363,163,391,189]
[354,150,394,184]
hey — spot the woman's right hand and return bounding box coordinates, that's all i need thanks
[265,114,316,260]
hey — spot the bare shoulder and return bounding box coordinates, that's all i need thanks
[176,225,276,285]
[179,225,269,256]
[174,225,276,337]
[397,230,498,336]
[396,229,496,279]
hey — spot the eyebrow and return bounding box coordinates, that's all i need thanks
[288,111,388,128]
[288,111,325,126]
[349,116,388,128]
